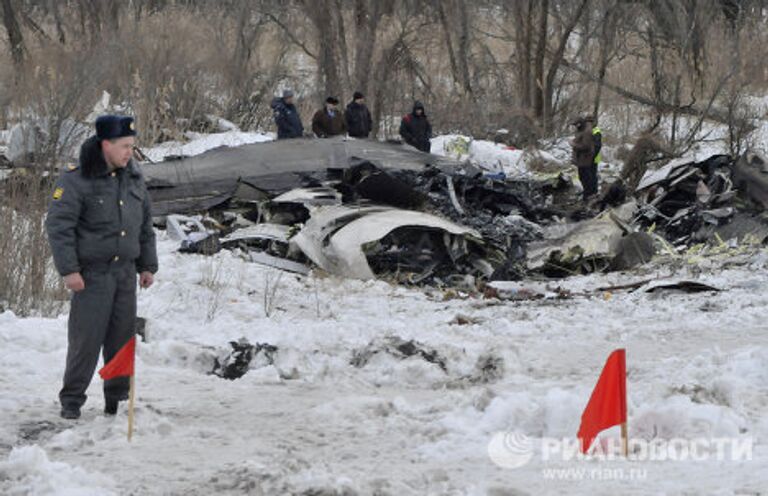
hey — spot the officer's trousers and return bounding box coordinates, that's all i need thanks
[60,261,136,408]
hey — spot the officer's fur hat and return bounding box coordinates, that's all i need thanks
[96,115,137,141]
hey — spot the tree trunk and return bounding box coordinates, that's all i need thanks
[436,1,462,93]
[542,0,589,132]
[1,0,25,68]
[334,0,351,95]
[593,2,619,119]
[512,0,534,110]
[533,0,548,120]
[352,0,384,101]
[456,0,472,95]
[51,0,66,44]
[304,0,342,98]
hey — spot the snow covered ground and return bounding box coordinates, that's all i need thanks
[2,130,767,494]
[143,130,274,163]
[1,234,767,495]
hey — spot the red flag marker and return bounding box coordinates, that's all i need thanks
[98,336,137,441]
[577,349,627,455]
[98,336,136,380]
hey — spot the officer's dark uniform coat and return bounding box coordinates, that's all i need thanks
[46,131,158,410]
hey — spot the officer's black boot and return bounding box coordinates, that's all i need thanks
[104,399,118,416]
[60,405,81,420]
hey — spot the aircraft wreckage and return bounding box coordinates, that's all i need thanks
[139,137,768,286]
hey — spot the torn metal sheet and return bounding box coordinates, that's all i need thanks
[291,205,487,280]
[526,201,637,273]
[220,224,289,246]
[221,224,310,274]
[271,187,342,206]
[446,176,465,215]
[636,158,696,192]
[246,252,310,275]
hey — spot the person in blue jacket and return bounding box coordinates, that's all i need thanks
[271,90,304,139]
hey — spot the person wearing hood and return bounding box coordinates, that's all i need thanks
[399,101,432,153]
[312,96,347,138]
[46,115,158,420]
[570,115,598,200]
[271,90,304,139]
[345,91,373,138]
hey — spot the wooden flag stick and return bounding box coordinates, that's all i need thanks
[127,374,135,442]
[621,421,628,457]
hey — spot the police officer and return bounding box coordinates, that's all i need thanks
[46,115,158,420]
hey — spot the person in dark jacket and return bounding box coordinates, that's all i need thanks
[570,116,598,200]
[46,115,158,420]
[271,90,304,139]
[345,91,372,138]
[312,97,347,138]
[399,101,432,153]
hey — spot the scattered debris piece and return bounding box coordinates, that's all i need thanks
[135,317,147,343]
[167,214,221,255]
[449,313,484,326]
[483,282,545,301]
[350,336,447,372]
[212,339,278,380]
[644,280,721,294]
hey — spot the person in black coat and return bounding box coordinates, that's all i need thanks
[345,91,372,138]
[271,90,304,139]
[399,101,432,153]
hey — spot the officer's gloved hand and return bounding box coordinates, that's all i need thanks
[63,273,85,292]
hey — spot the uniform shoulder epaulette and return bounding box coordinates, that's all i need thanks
[66,163,79,172]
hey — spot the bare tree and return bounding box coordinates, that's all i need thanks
[1,0,25,67]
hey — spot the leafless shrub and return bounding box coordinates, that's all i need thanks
[200,256,227,322]
[0,174,66,316]
[262,269,283,318]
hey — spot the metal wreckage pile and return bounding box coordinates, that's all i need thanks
[140,137,768,288]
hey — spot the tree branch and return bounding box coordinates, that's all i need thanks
[265,12,317,60]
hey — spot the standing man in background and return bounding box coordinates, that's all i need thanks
[399,101,432,153]
[46,115,158,420]
[312,96,347,138]
[570,115,598,201]
[345,91,372,138]
[271,90,304,139]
